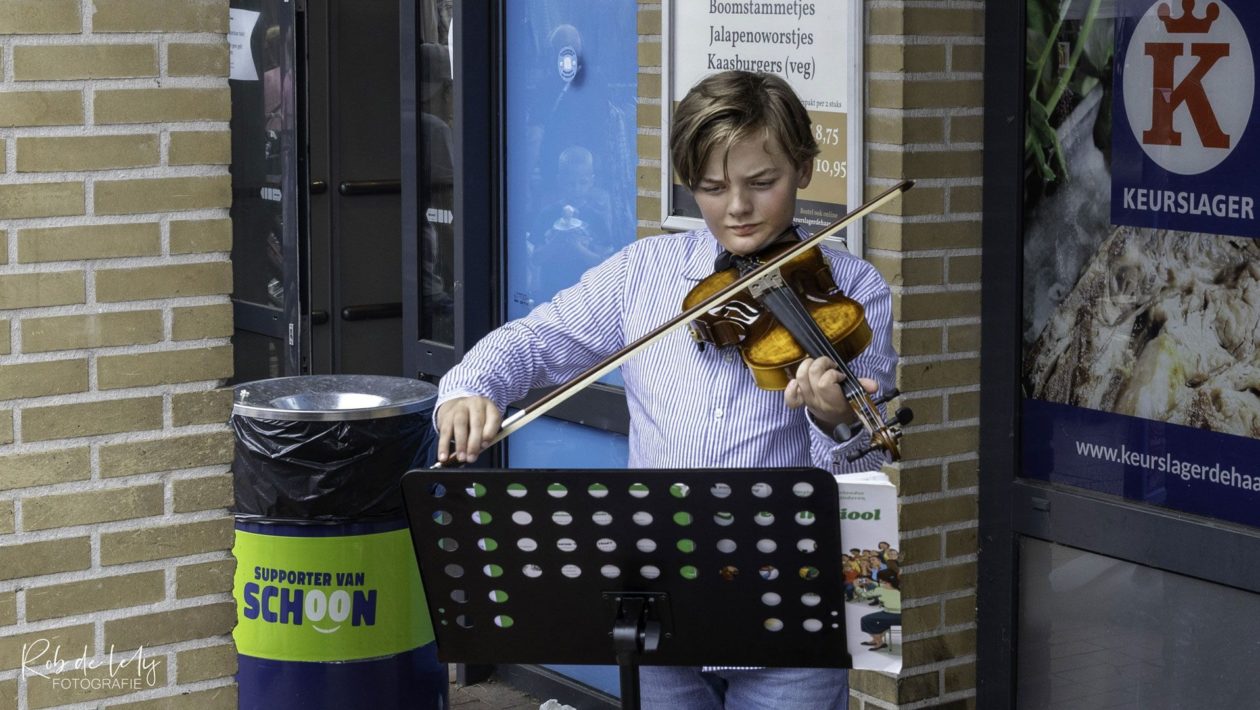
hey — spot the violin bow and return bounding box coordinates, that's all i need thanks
[433,179,913,467]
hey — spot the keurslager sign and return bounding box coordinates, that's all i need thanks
[1112,0,1259,237]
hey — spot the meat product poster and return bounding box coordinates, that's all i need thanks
[1022,0,1260,529]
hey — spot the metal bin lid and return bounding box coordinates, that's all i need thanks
[232,374,438,422]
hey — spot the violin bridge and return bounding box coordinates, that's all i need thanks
[747,270,786,299]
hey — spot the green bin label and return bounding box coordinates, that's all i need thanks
[233,527,434,662]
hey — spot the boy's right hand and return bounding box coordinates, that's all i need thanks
[435,396,502,464]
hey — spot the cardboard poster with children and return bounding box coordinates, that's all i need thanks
[836,472,902,673]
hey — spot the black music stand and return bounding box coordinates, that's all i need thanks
[401,468,850,710]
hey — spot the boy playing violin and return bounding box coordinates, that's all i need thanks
[436,70,897,709]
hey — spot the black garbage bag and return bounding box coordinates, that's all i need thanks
[232,412,436,522]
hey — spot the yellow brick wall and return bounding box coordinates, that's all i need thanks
[636,1,982,708]
[0,1,236,708]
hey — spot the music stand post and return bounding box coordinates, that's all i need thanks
[402,468,850,710]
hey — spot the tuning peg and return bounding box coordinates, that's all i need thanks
[832,420,862,442]
[888,407,913,427]
[873,388,901,406]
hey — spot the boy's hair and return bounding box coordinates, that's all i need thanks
[670,71,820,189]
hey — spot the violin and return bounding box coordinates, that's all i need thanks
[684,240,913,462]
[431,180,913,468]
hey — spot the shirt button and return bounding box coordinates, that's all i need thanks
[714,408,724,419]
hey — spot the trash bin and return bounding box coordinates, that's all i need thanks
[230,375,446,710]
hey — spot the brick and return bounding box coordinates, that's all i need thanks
[17,135,159,173]
[900,464,943,497]
[0,678,12,710]
[953,45,984,73]
[637,71,661,99]
[867,44,947,74]
[0,502,11,534]
[0,182,84,219]
[0,624,94,671]
[948,254,982,285]
[169,131,231,166]
[638,132,661,160]
[171,219,231,254]
[169,42,229,77]
[0,447,91,491]
[951,186,983,214]
[900,425,979,460]
[636,101,661,129]
[902,494,978,532]
[901,533,942,565]
[99,345,232,389]
[0,0,80,33]
[901,670,941,703]
[947,324,980,353]
[95,175,231,215]
[946,527,978,559]
[0,91,83,127]
[22,310,163,352]
[901,602,941,635]
[23,484,164,531]
[26,570,165,621]
[951,115,983,144]
[901,394,943,428]
[867,115,945,145]
[97,262,232,302]
[0,591,13,627]
[944,594,977,629]
[636,195,661,220]
[176,644,237,683]
[94,0,228,33]
[871,148,982,180]
[944,660,977,694]
[96,88,230,123]
[903,629,976,668]
[0,359,88,399]
[637,7,661,35]
[106,601,235,651]
[101,431,234,478]
[896,291,982,321]
[17,222,160,262]
[0,537,91,581]
[895,325,943,357]
[949,390,980,421]
[0,319,8,355]
[27,661,168,709]
[172,389,233,427]
[22,397,163,442]
[174,474,232,513]
[107,686,236,710]
[0,411,11,445]
[867,220,982,252]
[101,517,234,565]
[638,39,661,68]
[13,44,157,81]
[0,271,84,309]
[176,559,235,599]
[871,7,983,37]
[873,78,984,109]
[948,460,979,490]
[902,561,977,600]
[172,303,232,340]
[901,358,980,390]
[849,670,896,701]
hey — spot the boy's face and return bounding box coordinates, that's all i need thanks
[693,133,812,256]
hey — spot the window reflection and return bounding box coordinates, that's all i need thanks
[417,0,455,344]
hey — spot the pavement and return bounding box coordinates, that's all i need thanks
[449,672,546,710]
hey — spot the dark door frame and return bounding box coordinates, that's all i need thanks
[979,3,1260,708]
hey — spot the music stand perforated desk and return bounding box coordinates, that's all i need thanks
[401,467,850,710]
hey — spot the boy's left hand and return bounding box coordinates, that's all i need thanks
[783,357,878,437]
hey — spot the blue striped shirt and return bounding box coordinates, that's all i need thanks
[437,226,898,473]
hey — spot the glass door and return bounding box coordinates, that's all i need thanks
[981,1,1260,706]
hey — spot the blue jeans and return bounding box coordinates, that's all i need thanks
[640,667,848,710]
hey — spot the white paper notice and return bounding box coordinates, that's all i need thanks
[229,9,261,82]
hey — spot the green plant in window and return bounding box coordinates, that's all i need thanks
[1025,0,1114,193]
